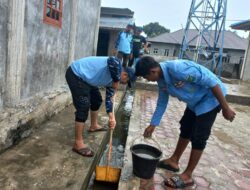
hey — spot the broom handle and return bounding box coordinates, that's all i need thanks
[107,94,115,166]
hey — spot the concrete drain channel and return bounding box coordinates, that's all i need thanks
[88,89,135,190]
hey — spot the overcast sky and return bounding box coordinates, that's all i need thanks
[101,0,250,38]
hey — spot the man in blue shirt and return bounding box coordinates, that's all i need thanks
[115,23,133,67]
[65,56,136,157]
[135,56,235,188]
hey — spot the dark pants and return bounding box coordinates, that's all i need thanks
[179,106,221,150]
[117,51,130,67]
[65,67,102,122]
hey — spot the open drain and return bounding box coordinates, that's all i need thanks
[88,90,135,190]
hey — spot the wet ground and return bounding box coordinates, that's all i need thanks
[0,83,250,190]
[0,90,125,190]
[89,90,135,190]
[119,90,250,190]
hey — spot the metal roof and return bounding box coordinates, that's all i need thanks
[99,17,134,30]
[101,7,134,18]
[230,19,250,31]
[148,29,248,50]
[99,7,134,30]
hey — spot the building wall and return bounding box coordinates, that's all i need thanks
[222,49,245,78]
[21,0,71,99]
[0,0,8,109]
[0,0,101,104]
[149,43,178,57]
[74,0,100,59]
[242,35,250,81]
[0,0,101,151]
[149,42,245,78]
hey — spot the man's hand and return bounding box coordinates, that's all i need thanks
[108,113,116,129]
[222,107,236,122]
[112,82,119,90]
[143,125,155,138]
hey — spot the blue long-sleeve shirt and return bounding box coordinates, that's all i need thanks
[115,31,133,54]
[70,56,121,113]
[151,59,227,126]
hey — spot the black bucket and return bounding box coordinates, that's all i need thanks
[130,143,162,179]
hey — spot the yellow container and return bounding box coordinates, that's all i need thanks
[95,166,121,183]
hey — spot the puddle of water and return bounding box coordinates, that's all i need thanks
[88,90,135,190]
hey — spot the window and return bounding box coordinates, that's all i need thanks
[173,49,177,57]
[164,49,169,56]
[43,0,63,28]
[222,55,231,63]
[153,48,158,54]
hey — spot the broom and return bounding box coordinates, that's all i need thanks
[95,95,121,183]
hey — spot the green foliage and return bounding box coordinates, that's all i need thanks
[143,22,170,37]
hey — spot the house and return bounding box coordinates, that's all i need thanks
[148,29,248,78]
[231,20,250,81]
[97,7,134,56]
[0,0,101,151]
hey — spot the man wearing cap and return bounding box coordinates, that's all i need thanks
[129,26,148,67]
[115,24,134,67]
[65,56,136,157]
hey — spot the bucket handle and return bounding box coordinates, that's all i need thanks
[130,136,162,152]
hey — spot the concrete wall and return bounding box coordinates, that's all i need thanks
[21,0,71,98]
[74,0,101,59]
[0,0,101,104]
[242,35,250,81]
[0,0,101,152]
[149,43,178,57]
[0,0,8,109]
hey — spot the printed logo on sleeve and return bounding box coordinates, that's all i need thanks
[186,75,195,82]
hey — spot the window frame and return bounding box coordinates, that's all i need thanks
[153,48,158,54]
[43,0,63,28]
[164,49,169,56]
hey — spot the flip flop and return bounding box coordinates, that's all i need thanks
[157,160,180,172]
[164,175,194,188]
[87,126,108,133]
[72,147,94,157]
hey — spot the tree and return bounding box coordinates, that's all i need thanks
[143,22,170,37]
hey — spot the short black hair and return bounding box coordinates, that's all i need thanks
[135,56,159,76]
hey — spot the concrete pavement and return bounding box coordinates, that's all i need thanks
[0,89,125,190]
[118,89,250,190]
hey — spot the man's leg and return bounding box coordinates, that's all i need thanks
[123,54,130,67]
[166,106,220,187]
[89,87,103,131]
[74,121,87,149]
[161,107,195,170]
[179,149,203,182]
[163,137,190,169]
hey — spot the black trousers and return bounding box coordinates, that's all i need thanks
[179,106,221,150]
[65,67,102,122]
